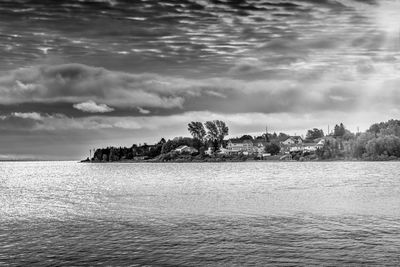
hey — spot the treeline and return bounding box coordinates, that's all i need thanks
[315,120,400,160]
[93,138,166,162]
[92,120,230,162]
[353,120,400,160]
[90,119,400,162]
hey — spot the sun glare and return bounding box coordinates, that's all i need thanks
[374,0,400,35]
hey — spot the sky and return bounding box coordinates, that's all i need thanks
[1,0,400,160]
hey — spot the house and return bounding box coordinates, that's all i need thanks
[252,140,267,154]
[205,147,213,156]
[227,139,253,153]
[217,147,230,155]
[287,139,324,153]
[302,143,318,152]
[174,145,198,154]
[316,139,325,148]
[226,139,270,155]
[289,145,303,152]
[205,146,229,155]
[281,136,303,146]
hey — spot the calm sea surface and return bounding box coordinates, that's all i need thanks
[1,161,400,266]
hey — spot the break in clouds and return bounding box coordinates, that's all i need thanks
[1,0,400,159]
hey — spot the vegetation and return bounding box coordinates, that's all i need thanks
[205,120,229,147]
[305,128,324,142]
[265,142,281,155]
[187,122,206,143]
[310,120,400,161]
[89,119,400,162]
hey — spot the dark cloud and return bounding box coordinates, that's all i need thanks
[0,0,381,75]
[0,63,185,109]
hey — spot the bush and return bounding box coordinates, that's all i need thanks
[265,142,281,155]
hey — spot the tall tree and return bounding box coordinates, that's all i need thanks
[205,121,219,141]
[188,121,206,142]
[305,128,324,141]
[215,120,229,145]
[333,123,346,137]
[239,135,253,141]
[205,120,229,147]
[265,142,280,155]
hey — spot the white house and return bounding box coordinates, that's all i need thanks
[174,145,198,154]
[226,139,268,155]
[302,143,318,152]
[289,145,303,152]
[227,139,253,153]
[205,147,213,155]
[252,140,267,155]
[316,139,325,148]
[288,139,324,153]
[217,147,230,155]
[281,136,303,146]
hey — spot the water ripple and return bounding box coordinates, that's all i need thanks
[1,161,400,265]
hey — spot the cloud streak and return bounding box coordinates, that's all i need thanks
[1,60,400,117]
[73,100,114,113]
[1,64,185,109]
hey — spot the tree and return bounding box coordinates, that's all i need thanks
[342,130,355,141]
[368,123,380,137]
[305,128,324,141]
[265,142,280,155]
[239,135,253,141]
[367,120,400,137]
[365,135,400,159]
[278,132,290,142]
[205,120,229,147]
[214,120,229,146]
[352,132,374,158]
[333,123,346,138]
[205,121,218,141]
[187,122,206,142]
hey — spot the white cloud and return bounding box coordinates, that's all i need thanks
[12,112,43,120]
[137,107,150,114]
[73,100,114,113]
[15,80,36,91]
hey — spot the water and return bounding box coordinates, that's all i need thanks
[1,161,400,266]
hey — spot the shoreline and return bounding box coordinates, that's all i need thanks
[81,158,400,163]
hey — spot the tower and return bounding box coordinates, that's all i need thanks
[265,124,269,142]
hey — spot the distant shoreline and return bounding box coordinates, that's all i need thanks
[80,158,400,163]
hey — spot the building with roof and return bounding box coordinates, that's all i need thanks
[281,136,304,146]
[227,139,254,153]
[226,139,269,156]
[174,145,198,154]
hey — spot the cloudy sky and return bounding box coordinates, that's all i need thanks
[1,0,400,160]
